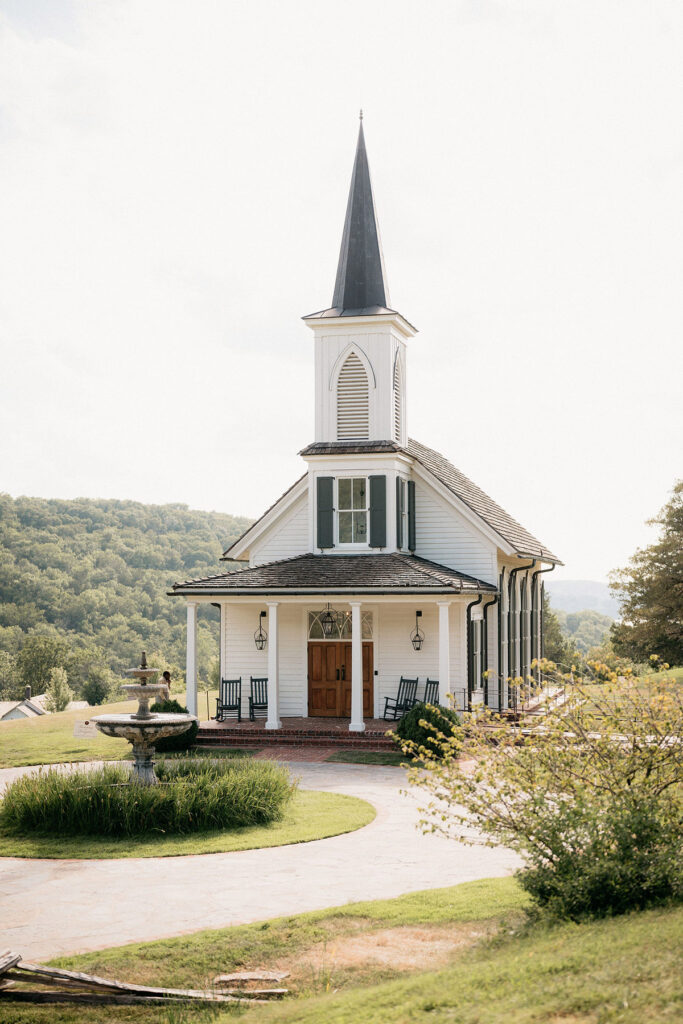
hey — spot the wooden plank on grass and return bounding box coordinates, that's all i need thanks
[0,951,21,976]
[11,962,258,1002]
[0,989,263,1006]
[213,969,290,983]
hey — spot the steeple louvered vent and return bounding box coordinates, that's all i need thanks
[337,353,370,440]
[393,358,402,442]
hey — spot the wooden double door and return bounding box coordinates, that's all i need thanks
[308,642,374,718]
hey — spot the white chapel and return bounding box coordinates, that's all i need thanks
[172,120,560,731]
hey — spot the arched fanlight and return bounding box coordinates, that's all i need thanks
[410,610,425,651]
[320,603,338,638]
[254,610,268,651]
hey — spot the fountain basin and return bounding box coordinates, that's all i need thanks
[120,682,169,718]
[93,713,196,785]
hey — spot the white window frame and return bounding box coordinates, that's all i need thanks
[335,475,370,549]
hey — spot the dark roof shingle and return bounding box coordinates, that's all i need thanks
[407,438,561,563]
[171,553,496,596]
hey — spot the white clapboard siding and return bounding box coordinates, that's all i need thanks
[375,604,466,713]
[250,496,309,567]
[222,605,307,717]
[336,353,370,440]
[414,479,498,584]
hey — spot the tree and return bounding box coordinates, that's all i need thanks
[400,666,683,919]
[44,667,73,713]
[610,480,683,666]
[0,650,21,701]
[81,664,117,706]
[16,635,70,695]
[542,591,575,667]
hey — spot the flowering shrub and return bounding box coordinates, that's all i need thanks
[395,702,462,760]
[399,665,683,920]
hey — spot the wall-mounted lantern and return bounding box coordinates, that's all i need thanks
[320,603,338,638]
[410,610,425,651]
[254,610,268,650]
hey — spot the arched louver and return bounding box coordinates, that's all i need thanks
[337,352,369,440]
[393,358,402,442]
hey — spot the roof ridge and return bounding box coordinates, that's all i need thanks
[402,553,463,589]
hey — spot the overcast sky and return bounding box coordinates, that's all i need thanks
[1,0,681,582]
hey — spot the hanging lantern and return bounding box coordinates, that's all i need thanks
[410,610,425,651]
[320,603,338,638]
[254,610,268,650]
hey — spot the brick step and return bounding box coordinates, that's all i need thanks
[196,730,396,750]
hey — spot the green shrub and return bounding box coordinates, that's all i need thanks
[396,702,462,758]
[0,759,295,837]
[150,698,199,751]
[518,797,683,920]
[405,671,683,921]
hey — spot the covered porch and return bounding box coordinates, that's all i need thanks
[172,553,497,734]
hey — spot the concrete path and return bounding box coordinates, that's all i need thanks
[0,762,520,961]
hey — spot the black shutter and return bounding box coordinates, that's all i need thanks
[407,480,416,551]
[396,477,403,549]
[317,477,334,549]
[369,475,386,548]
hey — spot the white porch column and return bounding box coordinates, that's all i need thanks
[437,601,451,707]
[349,601,365,732]
[185,601,198,717]
[266,601,281,730]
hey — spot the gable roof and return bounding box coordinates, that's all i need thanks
[407,438,561,563]
[223,438,560,565]
[172,553,496,596]
[222,474,306,560]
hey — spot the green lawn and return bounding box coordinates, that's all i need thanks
[251,901,683,1024]
[0,690,221,769]
[0,698,138,767]
[0,789,374,858]
[2,878,680,1024]
[326,750,407,766]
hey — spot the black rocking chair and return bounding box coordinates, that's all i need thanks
[383,677,419,720]
[423,678,439,705]
[216,678,242,722]
[249,676,268,721]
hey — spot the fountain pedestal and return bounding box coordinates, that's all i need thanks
[93,653,197,785]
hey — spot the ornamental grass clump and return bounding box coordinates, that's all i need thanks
[400,665,683,921]
[0,759,295,838]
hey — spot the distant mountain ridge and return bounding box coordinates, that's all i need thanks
[546,580,620,619]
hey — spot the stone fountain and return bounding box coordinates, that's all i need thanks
[93,652,197,785]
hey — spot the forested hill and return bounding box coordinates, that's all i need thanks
[0,494,252,695]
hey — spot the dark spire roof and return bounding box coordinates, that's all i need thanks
[305,118,398,319]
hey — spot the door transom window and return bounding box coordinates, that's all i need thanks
[308,610,373,640]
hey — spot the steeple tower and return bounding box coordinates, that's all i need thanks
[304,118,416,446]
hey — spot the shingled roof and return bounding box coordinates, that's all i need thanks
[406,439,561,563]
[171,553,496,596]
[225,437,560,563]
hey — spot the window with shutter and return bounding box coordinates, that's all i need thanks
[337,353,370,440]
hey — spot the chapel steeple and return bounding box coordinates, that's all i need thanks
[330,114,391,316]
[304,117,416,447]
